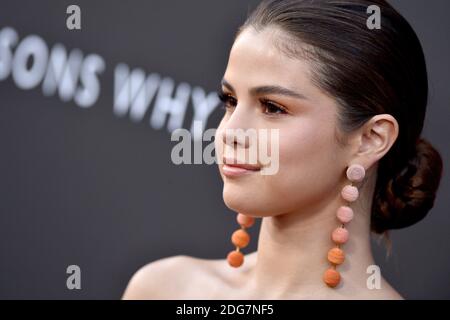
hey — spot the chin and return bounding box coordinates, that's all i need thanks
[222,187,277,218]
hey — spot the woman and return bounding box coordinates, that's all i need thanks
[122,0,443,299]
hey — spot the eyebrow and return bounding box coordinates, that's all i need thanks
[221,78,308,100]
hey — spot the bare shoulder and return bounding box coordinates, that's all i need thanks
[122,255,195,299]
[121,254,229,299]
[121,253,257,299]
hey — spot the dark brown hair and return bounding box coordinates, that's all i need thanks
[238,0,443,233]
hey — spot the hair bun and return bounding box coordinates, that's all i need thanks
[372,138,444,233]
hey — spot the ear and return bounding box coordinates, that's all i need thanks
[352,114,399,170]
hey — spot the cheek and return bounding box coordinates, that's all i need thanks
[265,121,344,210]
[281,123,332,174]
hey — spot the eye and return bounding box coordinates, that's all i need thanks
[217,89,288,116]
[217,91,237,111]
[260,99,287,115]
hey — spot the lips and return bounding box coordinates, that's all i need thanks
[222,157,261,171]
[222,157,261,177]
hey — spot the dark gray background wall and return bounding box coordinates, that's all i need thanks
[0,0,448,299]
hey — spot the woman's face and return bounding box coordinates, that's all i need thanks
[215,27,350,217]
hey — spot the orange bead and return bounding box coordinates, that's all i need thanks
[327,247,345,265]
[231,229,250,248]
[227,250,244,268]
[237,213,255,228]
[323,268,341,287]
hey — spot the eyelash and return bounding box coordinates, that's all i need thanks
[217,90,288,116]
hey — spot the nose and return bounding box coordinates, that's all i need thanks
[221,104,254,149]
[222,127,250,149]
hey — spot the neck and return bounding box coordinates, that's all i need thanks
[248,178,377,298]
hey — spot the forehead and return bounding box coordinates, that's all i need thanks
[225,27,314,95]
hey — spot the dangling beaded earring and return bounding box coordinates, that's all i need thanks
[227,213,255,268]
[323,164,366,288]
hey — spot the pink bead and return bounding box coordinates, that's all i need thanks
[336,206,354,223]
[331,227,349,244]
[341,185,359,202]
[346,164,365,182]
